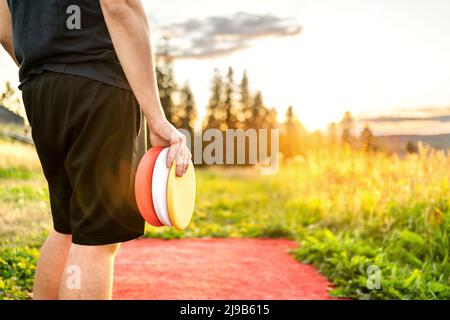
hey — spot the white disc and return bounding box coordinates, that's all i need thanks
[151,148,172,226]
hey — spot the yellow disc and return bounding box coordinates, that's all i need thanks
[167,161,196,230]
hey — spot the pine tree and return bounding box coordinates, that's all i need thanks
[223,66,237,130]
[266,107,278,129]
[239,70,251,129]
[340,111,354,146]
[179,81,197,133]
[249,91,265,129]
[205,69,224,130]
[281,106,306,158]
[285,106,297,125]
[360,123,377,151]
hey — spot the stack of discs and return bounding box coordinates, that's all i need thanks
[135,147,196,230]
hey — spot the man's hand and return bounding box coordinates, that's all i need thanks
[150,119,192,177]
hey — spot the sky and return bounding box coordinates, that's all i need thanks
[1,0,450,135]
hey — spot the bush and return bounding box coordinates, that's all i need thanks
[293,228,450,299]
[0,246,39,300]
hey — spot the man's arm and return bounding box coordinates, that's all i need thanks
[100,0,190,176]
[0,0,18,66]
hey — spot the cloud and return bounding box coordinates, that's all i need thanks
[357,106,450,124]
[359,115,450,123]
[398,106,450,114]
[157,11,301,59]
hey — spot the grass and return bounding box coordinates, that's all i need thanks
[0,138,449,299]
[0,139,49,299]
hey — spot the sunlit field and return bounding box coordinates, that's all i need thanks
[0,138,449,299]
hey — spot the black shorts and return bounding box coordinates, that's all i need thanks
[22,71,146,245]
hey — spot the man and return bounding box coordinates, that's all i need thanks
[0,0,191,299]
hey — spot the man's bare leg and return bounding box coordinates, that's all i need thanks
[59,243,120,300]
[33,230,72,300]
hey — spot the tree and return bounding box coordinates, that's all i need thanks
[249,91,264,128]
[406,140,418,154]
[266,107,278,129]
[204,69,224,130]
[239,70,251,129]
[281,106,307,158]
[340,111,354,146]
[248,90,276,129]
[223,66,237,130]
[284,106,299,126]
[179,81,197,133]
[360,123,378,151]
[0,81,21,115]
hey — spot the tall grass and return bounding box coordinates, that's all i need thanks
[277,144,450,299]
[277,144,449,235]
[0,140,41,179]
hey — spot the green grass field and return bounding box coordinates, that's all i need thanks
[0,139,449,300]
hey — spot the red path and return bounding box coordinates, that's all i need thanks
[113,238,333,300]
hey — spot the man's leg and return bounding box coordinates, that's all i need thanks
[33,230,72,300]
[59,243,120,300]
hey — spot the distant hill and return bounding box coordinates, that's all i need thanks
[377,133,450,152]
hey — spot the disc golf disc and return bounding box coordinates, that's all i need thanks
[152,148,172,226]
[134,146,164,227]
[167,160,196,230]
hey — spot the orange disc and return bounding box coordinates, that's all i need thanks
[135,146,165,227]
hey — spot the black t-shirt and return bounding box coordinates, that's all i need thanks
[7,0,131,91]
